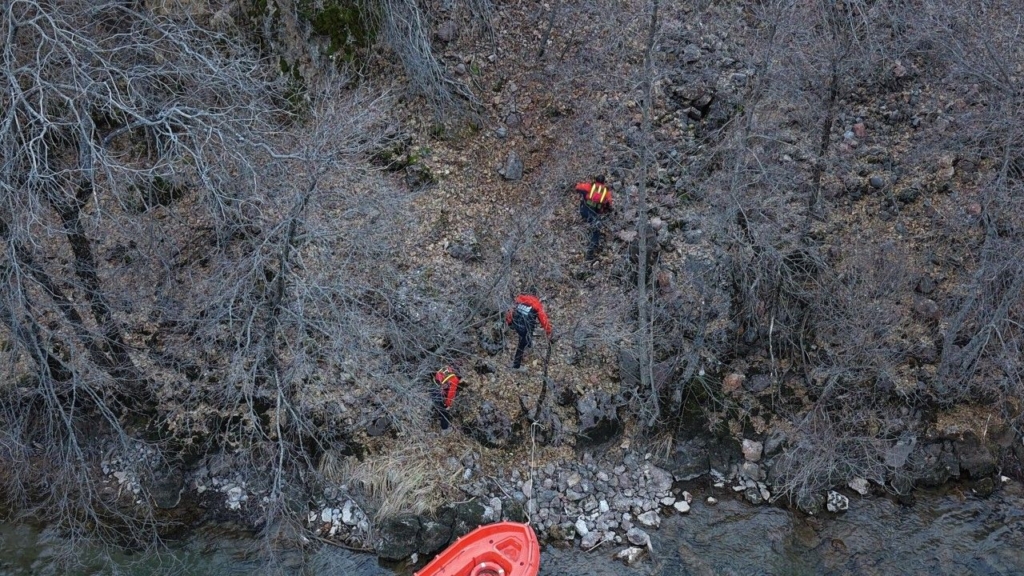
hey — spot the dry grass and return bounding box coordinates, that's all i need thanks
[322,444,462,521]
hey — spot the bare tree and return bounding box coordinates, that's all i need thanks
[0,0,293,554]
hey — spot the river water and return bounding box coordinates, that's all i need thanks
[3,483,1022,575]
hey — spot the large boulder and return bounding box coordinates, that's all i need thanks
[376,515,421,561]
[659,437,710,481]
[418,518,452,557]
[575,391,622,446]
[471,401,512,447]
[910,441,959,487]
[955,433,997,479]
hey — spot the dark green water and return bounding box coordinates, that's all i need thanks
[3,483,1022,575]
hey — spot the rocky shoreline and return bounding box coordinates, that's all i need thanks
[293,426,1012,566]
[74,418,1017,568]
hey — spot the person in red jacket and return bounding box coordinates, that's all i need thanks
[505,294,552,370]
[574,175,614,260]
[432,365,461,430]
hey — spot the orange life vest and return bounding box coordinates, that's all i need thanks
[585,183,611,207]
[575,181,612,211]
[434,366,460,408]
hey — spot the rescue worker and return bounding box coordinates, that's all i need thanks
[505,294,552,370]
[574,175,614,260]
[432,365,461,430]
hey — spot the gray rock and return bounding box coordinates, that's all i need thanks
[740,461,764,481]
[971,477,994,497]
[912,441,959,486]
[418,518,452,556]
[869,176,885,189]
[742,439,763,463]
[521,479,533,499]
[376,515,421,561]
[682,44,702,63]
[580,530,601,549]
[913,297,941,321]
[826,491,849,513]
[956,434,997,479]
[647,465,674,493]
[626,527,651,547]
[470,401,512,446]
[637,510,661,528]
[435,20,457,43]
[847,477,870,496]
[501,151,523,181]
[744,374,772,393]
[796,490,825,516]
[660,437,710,481]
[744,486,764,505]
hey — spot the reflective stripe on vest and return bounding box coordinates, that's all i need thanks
[516,303,534,317]
[586,184,609,205]
[440,372,457,386]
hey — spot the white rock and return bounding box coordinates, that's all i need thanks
[1001,475,1011,483]
[308,511,318,523]
[827,490,849,513]
[758,483,771,502]
[681,491,693,504]
[637,511,661,528]
[848,477,870,496]
[521,479,533,499]
[732,484,747,492]
[598,500,610,513]
[615,546,647,565]
[742,439,764,462]
[575,518,589,536]
[706,497,718,505]
[113,471,128,484]
[321,508,333,523]
[673,501,691,513]
[342,500,358,525]
[660,496,676,507]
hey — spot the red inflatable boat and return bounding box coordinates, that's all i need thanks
[415,521,540,576]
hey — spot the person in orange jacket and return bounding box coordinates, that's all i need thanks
[505,294,552,370]
[574,175,614,260]
[432,365,461,430]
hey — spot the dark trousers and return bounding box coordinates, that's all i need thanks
[430,388,452,429]
[580,202,604,260]
[511,311,536,369]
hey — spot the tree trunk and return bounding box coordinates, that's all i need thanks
[636,0,659,428]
